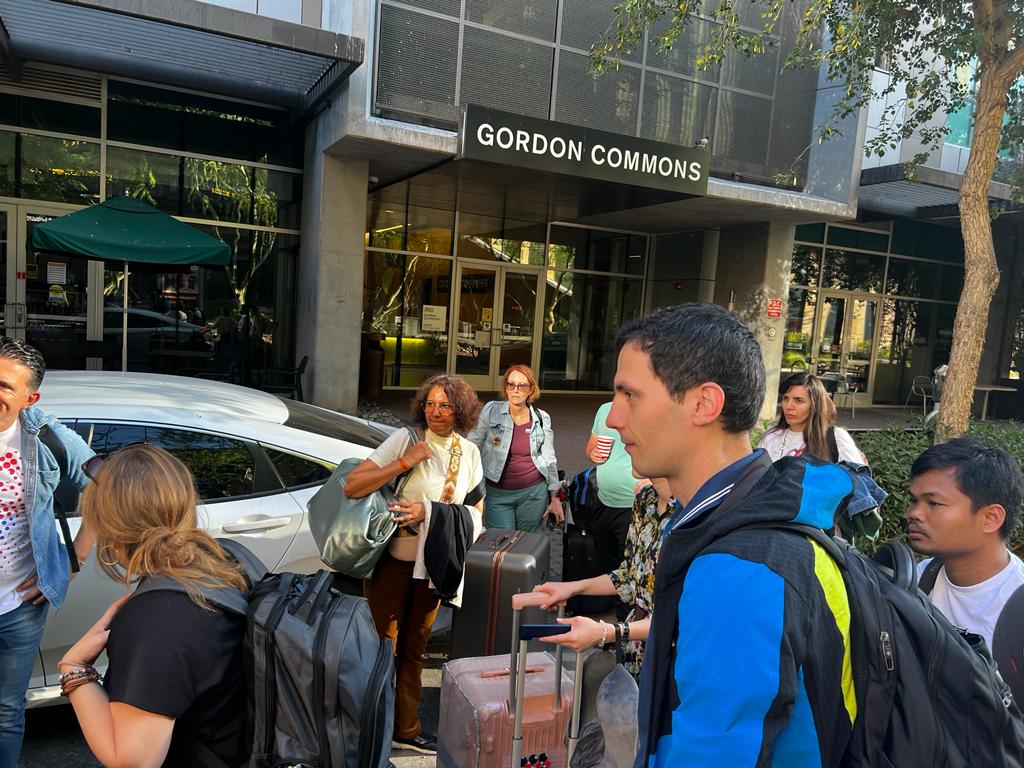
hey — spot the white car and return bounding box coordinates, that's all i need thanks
[27,371,390,708]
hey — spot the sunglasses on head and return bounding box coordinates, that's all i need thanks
[81,441,151,481]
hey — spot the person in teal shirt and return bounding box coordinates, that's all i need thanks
[582,401,636,615]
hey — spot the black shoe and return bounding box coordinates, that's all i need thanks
[392,733,437,754]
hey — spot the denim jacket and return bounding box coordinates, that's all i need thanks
[467,400,560,491]
[20,406,94,611]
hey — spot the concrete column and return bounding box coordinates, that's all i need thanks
[297,150,368,414]
[713,222,795,424]
[697,229,719,303]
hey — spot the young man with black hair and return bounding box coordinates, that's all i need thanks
[906,437,1024,702]
[609,303,865,767]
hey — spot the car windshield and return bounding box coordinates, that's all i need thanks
[278,397,389,448]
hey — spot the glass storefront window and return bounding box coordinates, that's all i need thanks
[406,204,454,255]
[20,134,100,204]
[790,245,821,287]
[548,226,646,275]
[0,93,101,138]
[457,213,545,264]
[363,252,453,387]
[884,258,964,301]
[0,131,14,197]
[821,248,885,292]
[873,300,955,404]
[106,80,303,167]
[782,288,815,376]
[539,271,643,390]
[106,146,182,214]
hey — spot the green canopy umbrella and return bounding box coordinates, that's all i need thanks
[31,196,231,371]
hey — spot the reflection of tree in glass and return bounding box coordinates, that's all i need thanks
[544,244,575,332]
[117,154,280,316]
[21,135,99,204]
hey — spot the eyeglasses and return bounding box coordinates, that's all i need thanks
[506,382,532,391]
[423,400,454,413]
[81,441,151,481]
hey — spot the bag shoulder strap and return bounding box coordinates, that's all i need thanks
[132,574,250,616]
[827,427,840,463]
[38,423,80,573]
[918,557,944,594]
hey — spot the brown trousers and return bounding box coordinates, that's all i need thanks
[364,553,440,740]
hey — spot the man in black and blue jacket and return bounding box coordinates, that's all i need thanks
[608,303,859,768]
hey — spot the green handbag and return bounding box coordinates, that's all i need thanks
[309,427,418,579]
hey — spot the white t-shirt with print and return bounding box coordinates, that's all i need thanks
[758,426,864,464]
[919,552,1024,651]
[0,421,31,616]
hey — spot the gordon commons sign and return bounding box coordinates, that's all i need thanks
[459,105,709,197]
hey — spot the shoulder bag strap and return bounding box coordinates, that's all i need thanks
[827,427,840,463]
[918,557,944,594]
[393,426,420,496]
[440,433,462,504]
[38,424,80,573]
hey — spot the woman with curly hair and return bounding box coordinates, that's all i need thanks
[345,374,484,755]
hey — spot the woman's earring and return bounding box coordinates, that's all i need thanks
[99,545,119,567]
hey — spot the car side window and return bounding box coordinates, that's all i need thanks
[86,423,281,502]
[263,447,333,490]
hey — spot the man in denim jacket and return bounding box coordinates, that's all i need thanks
[0,338,94,768]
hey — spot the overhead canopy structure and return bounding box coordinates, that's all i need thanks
[32,196,231,267]
[32,196,231,371]
[0,0,364,115]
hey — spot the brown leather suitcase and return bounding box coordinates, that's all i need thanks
[439,593,582,768]
[450,528,550,659]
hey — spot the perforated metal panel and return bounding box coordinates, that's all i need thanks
[459,26,553,119]
[465,0,557,42]
[554,50,639,135]
[646,16,720,82]
[640,72,716,147]
[400,0,460,18]
[722,46,778,94]
[714,90,771,170]
[559,0,642,63]
[375,4,460,123]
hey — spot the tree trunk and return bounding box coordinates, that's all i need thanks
[934,68,1008,443]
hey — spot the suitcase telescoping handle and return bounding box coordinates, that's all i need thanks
[509,592,583,767]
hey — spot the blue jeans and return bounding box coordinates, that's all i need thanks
[0,601,48,768]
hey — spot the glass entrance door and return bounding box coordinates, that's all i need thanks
[813,292,879,403]
[452,262,541,391]
[0,203,101,369]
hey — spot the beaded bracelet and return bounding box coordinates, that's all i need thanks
[598,619,609,646]
[59,665,102,697]
[622,621,631,642]
[397,456,410,472]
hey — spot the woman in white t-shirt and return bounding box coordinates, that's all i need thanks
[344,374,484,755]
[759,372,865,464]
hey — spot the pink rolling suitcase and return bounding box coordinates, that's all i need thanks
[439,593,583,768]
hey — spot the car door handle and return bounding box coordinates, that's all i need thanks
[221,517,292,533]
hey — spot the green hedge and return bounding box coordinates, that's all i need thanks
[856,421,1024,556]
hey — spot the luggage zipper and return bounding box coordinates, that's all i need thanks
[313,594,343,768]
[357,637,394,768]
[261,591,291,758]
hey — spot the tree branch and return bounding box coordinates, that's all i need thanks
[972,0,996,65]
[996,42,1024,88]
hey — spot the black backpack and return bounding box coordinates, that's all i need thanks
[567,466,600,531]
[756,524,1024,767]
[135,539,395,768]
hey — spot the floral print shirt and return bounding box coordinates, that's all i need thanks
[607,483,673,675]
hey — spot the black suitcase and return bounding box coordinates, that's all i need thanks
[562,524,619,616]
[449,529,550,659]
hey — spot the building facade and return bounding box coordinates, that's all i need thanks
[7,0,1018,421]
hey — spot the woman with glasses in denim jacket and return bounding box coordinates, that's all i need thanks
[467,364,562,532]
